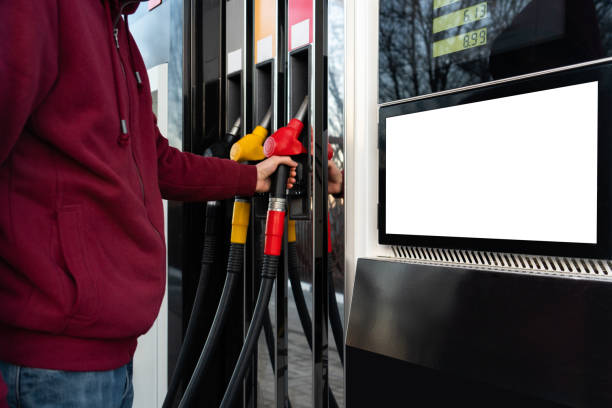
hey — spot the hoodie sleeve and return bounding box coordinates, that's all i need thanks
[0,1,59,165]
[156,126,257,201]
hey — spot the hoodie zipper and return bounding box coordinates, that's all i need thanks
[113,15,163,243]
[113,24,146,205]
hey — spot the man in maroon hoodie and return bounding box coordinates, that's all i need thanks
[0,1,298,407]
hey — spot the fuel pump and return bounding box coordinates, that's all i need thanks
[162,117,242,408]
[219,96,309,408]
[177,110,272,408]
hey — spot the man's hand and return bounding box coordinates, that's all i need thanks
[328,160,343,195]
[255,156,298,193]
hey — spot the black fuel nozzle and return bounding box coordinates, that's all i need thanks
[224,116,242,145]
[204,116,242,158]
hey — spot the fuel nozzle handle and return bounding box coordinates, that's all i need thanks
[263,96,309,158]
[230,106,273,162]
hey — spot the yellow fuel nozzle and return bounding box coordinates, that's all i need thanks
[230,126,267,162]
[230,107,272,162]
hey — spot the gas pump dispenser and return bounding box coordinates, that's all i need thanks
[173,0,336,406]
[220,97,309,408]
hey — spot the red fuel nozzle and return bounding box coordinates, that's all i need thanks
[263,119,307,157]
[263,95,309,158]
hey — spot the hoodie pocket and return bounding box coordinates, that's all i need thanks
[57,206,100,324]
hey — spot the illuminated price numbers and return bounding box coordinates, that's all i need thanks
[463,28,487,49]
[433,2,488,34]
[433,27,488,58]
[464,3,487,23]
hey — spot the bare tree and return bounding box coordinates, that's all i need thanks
[328,0,345,143]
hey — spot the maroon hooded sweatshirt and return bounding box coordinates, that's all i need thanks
[0,0,256,389]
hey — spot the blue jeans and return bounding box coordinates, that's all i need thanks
[0,361,133,408]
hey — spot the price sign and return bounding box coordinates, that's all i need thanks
[433,27,487,58]
[433,2,487,34]
[433,1,488,58]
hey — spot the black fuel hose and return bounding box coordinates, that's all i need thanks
[164,116,242,408]
[262,309,275,370]
[177,243,243,408]
[162,201,219,408]
[220,264,277,408]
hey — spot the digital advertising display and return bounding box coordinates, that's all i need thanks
[386,82,598,244]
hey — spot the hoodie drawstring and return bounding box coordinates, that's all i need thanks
[104,1,130,146]
[124,15,143,89]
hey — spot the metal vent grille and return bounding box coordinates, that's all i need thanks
[390,246,612,278]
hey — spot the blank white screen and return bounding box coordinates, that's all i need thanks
[385,81,598,244]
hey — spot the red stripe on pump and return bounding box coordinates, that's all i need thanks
[288,0,313,51]
[264,211,286,256]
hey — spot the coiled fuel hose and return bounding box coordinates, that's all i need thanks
[163,117,241,408]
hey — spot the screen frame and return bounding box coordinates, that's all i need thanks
[378,61,612,259]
